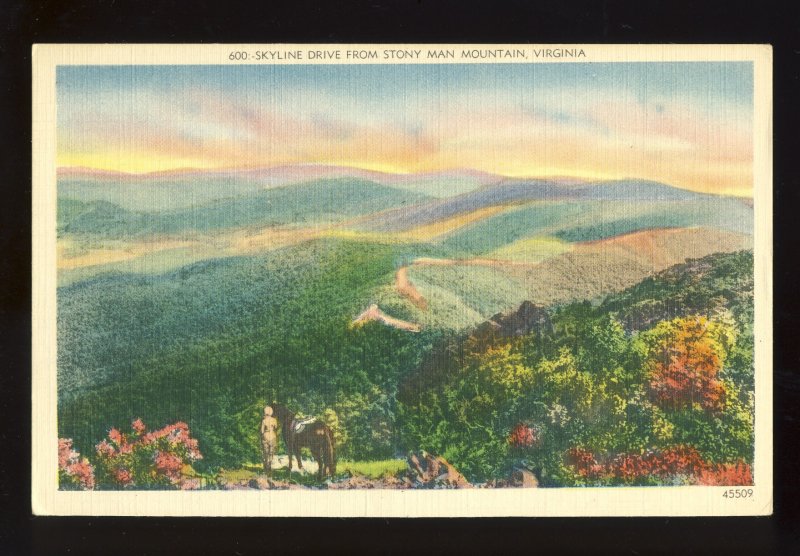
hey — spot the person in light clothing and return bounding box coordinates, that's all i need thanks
[260,405,279,475]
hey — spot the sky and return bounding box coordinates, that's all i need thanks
[57,62,754,196]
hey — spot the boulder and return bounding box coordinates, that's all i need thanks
[480,467,540,488]
[510,467,539,488]
[405,451,472,489]
[248,477,271,490]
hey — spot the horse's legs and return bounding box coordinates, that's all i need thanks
[311,446,323,480]
[295,444,304,470]
[321,442,330,478]
[286,437,293,472]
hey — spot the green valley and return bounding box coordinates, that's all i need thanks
[56,169,756,488]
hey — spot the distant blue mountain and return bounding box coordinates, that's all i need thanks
[359,178,707,232]
[57,166,499,211]
[573,179,703,201]
[59,174,269,212]
[59,178,431,238]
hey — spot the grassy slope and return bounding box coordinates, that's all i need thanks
[220,458,406,484]
[389,228,752,332]
[437,198,752,256]
[553,197,753,242]
[487,236,572,262]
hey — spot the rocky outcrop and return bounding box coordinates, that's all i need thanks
[399,301,554,404]
[404,451,472,489]
[327,475,408,490]
[219,476,305,490]
[470,300,552,347]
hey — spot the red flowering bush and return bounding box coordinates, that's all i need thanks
[508,423,539,449]
[607,446,709,482]
[565,447,604,479]
[565,444,753,486]
[58,438,95,490]
[93,419,202,489]
[694,461,753,486]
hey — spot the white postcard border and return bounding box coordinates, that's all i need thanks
[32,43,773,517]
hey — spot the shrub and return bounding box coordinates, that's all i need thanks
[58,438,95,490]
[606,445,709,483]
[508,422,539,449]
[564,445,753,486]
[694,461,753,486]
[639,316,730,413]
[565,447,604,480]
[93,419,202,489]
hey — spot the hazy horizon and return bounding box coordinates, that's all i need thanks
[57,62,754,196]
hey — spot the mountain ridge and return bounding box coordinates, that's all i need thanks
[58,165,751,202]
[58,178,432,236]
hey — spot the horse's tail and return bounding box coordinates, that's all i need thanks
[324,426,336,477]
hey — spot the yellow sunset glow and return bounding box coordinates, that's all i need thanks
[57,63,754,196]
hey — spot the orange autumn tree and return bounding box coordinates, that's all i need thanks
[638,316,734,413]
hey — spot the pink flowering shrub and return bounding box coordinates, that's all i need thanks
[93,419,202,489]
[58,438,95,490]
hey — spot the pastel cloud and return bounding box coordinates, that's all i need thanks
[57,63,753,195]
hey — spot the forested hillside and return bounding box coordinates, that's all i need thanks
[58,238,443,468]
[398,250,754,484]
[59,249,755,486]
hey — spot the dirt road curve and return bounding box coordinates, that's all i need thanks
[395,266,428,310]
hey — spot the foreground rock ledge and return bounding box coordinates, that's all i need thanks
[219,452,540,490]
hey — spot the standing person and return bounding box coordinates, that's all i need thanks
[260,405,279,475]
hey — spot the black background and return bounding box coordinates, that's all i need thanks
[1,1,798,554]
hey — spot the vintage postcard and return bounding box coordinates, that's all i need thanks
[32,44,772,516]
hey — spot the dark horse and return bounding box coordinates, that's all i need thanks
[271,403,336,480]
